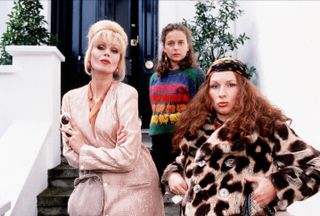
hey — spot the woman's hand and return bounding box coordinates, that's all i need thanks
[60,117,86,154]
[168,172,188,195]
[245,176,276,207]
[116,125,128,145]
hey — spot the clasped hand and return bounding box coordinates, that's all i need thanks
[60,117,86,154]
[168,173,188,195]
[60,117,128,154]
[245,175,276,207]
[168,173,276,207]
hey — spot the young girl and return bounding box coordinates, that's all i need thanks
[60,20,164,216]
[163,57,320,215]
[149,23,205,182]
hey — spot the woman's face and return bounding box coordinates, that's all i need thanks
[163,30,189,69]
[90,39,121,76]
[209,71,239,122]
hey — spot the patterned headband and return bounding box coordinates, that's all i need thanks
[207,57,250,79]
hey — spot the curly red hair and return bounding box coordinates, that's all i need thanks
[172,72,290,152]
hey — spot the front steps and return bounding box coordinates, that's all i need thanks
[37,159,180,216]
[37,130,179,215]
[37,159,78,216]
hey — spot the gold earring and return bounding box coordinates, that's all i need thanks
[164,54,168,64]
[113,68,120,79]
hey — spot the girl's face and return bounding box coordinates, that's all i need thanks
[209,71,239,122]
[163,30,189,69]
[90,39,121,77]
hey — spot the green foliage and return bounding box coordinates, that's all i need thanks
[0,0,58,65]
[184,0,255,77]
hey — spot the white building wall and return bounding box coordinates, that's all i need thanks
[237,1,320,145]
[0,1,14,37]
[160,1,320,215]
[0,0,51,137]
[159,1,196,31]
[0,46,64,215]
[237,2,320,214]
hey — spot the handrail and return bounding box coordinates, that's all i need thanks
[0,200,10,216]
[0,45,64,214]
[0,65,17,74]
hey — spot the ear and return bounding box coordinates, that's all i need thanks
[163,43,169,52]
[163,48,167,55]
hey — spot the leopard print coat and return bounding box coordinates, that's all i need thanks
[162,113,320,216]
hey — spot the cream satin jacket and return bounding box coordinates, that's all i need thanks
[62,82,164,216]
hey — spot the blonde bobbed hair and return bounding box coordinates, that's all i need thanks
[84,20,128,81]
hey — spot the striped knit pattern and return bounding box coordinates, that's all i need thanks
[149,67,204,135]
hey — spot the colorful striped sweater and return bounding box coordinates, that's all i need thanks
[149,67,205,135]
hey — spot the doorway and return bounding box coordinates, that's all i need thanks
[51,0,159,128]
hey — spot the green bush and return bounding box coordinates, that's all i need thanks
[0,0,57,65]
[184,0,255,77]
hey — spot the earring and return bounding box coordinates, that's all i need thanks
[113,68,120,79]
[164,54,169,65]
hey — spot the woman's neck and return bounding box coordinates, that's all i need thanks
[90,76,113,101]
[170,61,179,70]
[216,114,228,123]
[215,117,224,124]
[170,65,179,70]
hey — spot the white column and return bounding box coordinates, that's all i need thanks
[3,45,65,167]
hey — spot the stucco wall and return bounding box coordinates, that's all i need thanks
[237,3,320,213]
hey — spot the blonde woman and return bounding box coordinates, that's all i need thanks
[60,20,164,216]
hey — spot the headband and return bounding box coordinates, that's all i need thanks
[207,57,251,79]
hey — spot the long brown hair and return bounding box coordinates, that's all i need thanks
[172,72,291,151]
[156,23,197,77]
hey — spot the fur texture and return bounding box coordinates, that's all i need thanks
[162,114,320,216]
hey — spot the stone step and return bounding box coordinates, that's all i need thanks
[38,206,68,216]
[48,163,78,179]
[48,163,78,188]
[37,141,184,215]
[37,187,73,207]
[141,128,152,150]
[60,156,68,164]
[165,203,181,216]
[37,188,179,215]
[49,178,75,188]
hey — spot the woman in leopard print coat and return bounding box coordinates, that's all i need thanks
[162,57,320,216]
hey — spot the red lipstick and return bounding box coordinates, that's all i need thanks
[218,102,228,107]
[101,59,110,64]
